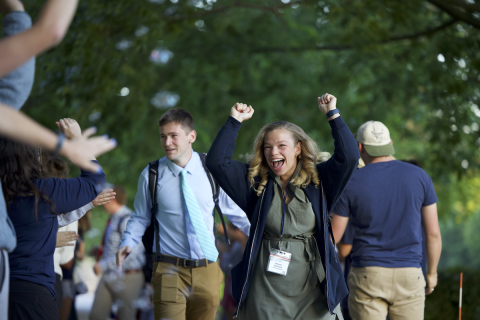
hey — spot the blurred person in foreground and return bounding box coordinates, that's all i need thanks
[217,222,248,320]
[48,156,79,312]
[117,108,250,320]
[205,95,359,319]
[1,119,109,320]
[90,185,146,320]
[63,211,92,320]
[330,121,442,320]
[0,0,115,171]
[0,0,115,315]
[46,156,115,316]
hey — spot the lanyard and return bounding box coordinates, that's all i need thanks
[279,188,288,252]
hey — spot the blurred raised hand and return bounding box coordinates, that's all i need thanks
[56,118,82,140]
[56,230,78,247]
[55,118,116,172]
[92,189,116,207]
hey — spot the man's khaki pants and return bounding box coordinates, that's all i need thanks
[152,259,224,320]
[90,271,145,320]
[348,267,426,320]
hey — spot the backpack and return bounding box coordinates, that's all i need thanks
[141,153,230,258]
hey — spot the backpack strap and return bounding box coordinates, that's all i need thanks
[199,153,230,245]
[148,160,161,259]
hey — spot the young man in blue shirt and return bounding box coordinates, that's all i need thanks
[117,108,250,320]
[330,121,442,320]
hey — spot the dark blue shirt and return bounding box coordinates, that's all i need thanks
[8,165,105,296]
[333,160,438,268]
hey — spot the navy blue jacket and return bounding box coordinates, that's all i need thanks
[8,162,105,297]
[206,116,359,315]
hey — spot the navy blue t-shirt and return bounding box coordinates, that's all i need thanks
[8,164,105,297]
[333,160,438,268]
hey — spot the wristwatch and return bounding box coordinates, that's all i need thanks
[326,109,340,118]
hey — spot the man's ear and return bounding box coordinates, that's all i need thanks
[189,130,197,144]
[358,142,365,154]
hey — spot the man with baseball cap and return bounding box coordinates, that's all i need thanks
[330,121,442,320]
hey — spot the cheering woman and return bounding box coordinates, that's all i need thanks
[206,94,359,319]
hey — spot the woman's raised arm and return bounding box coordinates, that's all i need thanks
[316,94,359,212]
[206,103,257,215]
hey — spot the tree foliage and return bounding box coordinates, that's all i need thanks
[12,0,480,219]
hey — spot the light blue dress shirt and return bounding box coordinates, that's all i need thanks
[120,152,250,260]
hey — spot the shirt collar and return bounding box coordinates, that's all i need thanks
[269,160,303,184]
[269,161,307,202]
[166,151,199,177]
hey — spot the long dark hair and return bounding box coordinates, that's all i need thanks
[0,138,55,218]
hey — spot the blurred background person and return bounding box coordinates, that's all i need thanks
[90,185,146,320]
[64,211,92,320]
[48,156,79,313]
[217,222,248,320]
[0,1,115,315]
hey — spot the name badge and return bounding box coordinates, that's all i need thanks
[266,248,292,276]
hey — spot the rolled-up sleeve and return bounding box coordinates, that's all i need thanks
[57,202,94,227]
[0,11,35,110]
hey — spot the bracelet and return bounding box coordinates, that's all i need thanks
[326,109,340,118]
[55,133,66,153]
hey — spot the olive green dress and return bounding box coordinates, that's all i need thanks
[239,168,343,320]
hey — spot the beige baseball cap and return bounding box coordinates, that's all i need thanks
[356,121,395,157]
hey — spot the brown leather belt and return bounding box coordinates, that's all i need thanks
[124,269,142,274]
[153,254,214,268]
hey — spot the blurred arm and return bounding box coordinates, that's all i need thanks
[57,202,94,227]
[0,0,79,77]
[0,105,115,172]
[337,242,353,262]
[330,213,349,244]
[0,11,35,109]
[58,221,78,263]
[100,216,145,272]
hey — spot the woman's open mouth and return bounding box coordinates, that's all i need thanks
[271,159,285,171]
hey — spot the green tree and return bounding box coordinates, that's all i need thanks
[6,0,478,217]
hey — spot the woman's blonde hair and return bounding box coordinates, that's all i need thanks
[246,121,331,195]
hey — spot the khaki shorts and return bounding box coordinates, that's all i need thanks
[347,266,425,320]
